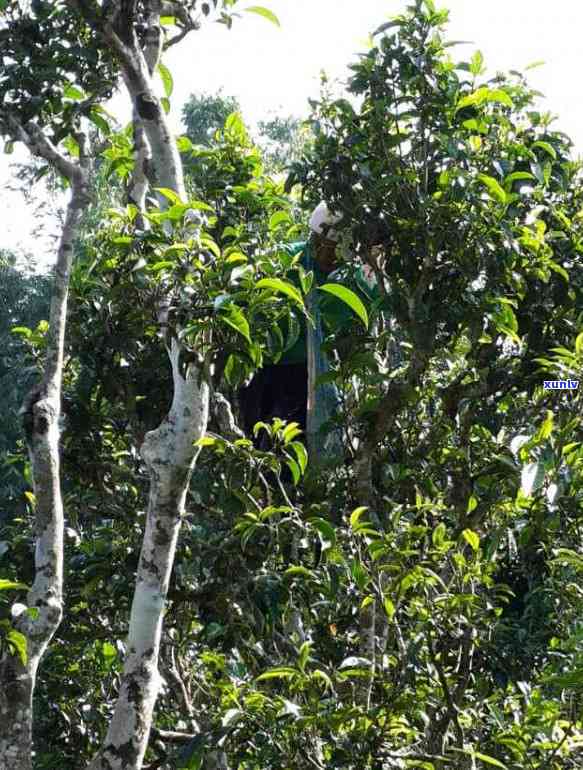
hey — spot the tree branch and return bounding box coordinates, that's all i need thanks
[161,0,200,49]
[6,115,79,182]
[150,727,197,744]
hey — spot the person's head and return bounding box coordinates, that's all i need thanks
[309,201,343,273]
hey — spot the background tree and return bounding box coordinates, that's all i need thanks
[257,113,310,172]
[182,90,241,146]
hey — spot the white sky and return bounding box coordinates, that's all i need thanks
[2,0,582,264]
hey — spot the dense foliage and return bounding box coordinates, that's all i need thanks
[1,1,583,769]
[0,253,50,524]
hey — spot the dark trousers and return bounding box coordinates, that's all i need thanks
[238,363,308,437]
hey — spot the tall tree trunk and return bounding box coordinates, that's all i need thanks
[0,124,90,770]
[85,6,212,768]
[87,343,209,770]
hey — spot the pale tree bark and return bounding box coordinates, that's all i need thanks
[87,342,209,770]
[0,121,90,770]
[127,111,153,227]
[77,3,213,768]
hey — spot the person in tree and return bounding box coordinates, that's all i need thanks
[239,201,378,462]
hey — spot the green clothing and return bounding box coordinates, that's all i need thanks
[278,241,378,365]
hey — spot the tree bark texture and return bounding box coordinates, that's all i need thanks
[86,5,212,768]
[0,125,90,770]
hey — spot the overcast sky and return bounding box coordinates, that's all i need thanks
[2,0,582,262]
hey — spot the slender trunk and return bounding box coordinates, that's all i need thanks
[357,597,376,710]
[87,343,209,770]
[86,8,212,767]
[127,110,153,227]
[0,153,89,768]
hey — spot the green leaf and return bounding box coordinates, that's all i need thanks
[471,752,507,769]
[218,304,251,344]
[269,210,292,230]
[187,199,215,212]
[383,596,395,620]
[552,549,583,571]
[308,517,336,549]
[299,268,314,295]
[525,59,545,70]
[256,278,304,308]
[284,566,313,579]
[297,641,311,673]
[11,327,32,338]
[196,436,218,448]
[224,112,248,141]
[432,522,446,547]
[503,171,535,190]
[481,88,514,108]
[350,506,369,528]
[88,108,111,135]
[478,174,507,205]
[548,260,569,282]
[288,441,308,474]
[158,62,174,98]
[6,630,27,665]
[462,529,480,552]
[63,135,80,158]
[281,422,302,443]
[244,5,281,26]
[469,50,485,76]
[102,641,116,661]
[492,302,519,342]
[311,669,333,690]
[562,442,580,456]
[258,505,292,522]
[177,135,194,153]
[318,284,369,328]
[0,579,28,592]
[285,457,301,485]
[201,236,221,259]
[154,187,183,205]
[536,410,554,441]
[239,522,261,551]
[63,85,86,101]
[532,140,557,160]
[256,666,299,682]
[456,87,513,112]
